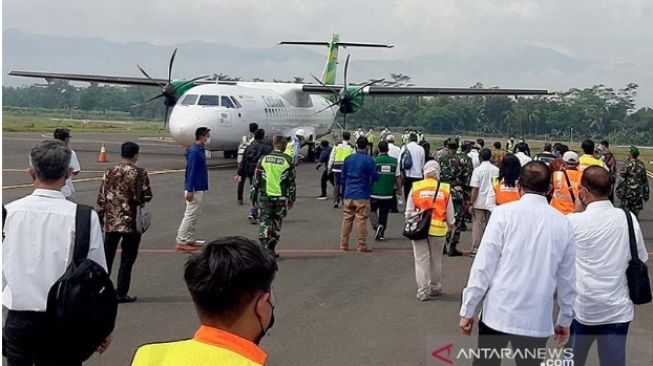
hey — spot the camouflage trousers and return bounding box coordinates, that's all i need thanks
[446,199,464,247]
[258,198,288,250]
[620,198,644,218]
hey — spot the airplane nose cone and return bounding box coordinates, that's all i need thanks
[168,110,196,147]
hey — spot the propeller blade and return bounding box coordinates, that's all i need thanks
[314,100,341,115]
[343,54,351,89]
[353,102,385,125]
[164,106,170,128]
[130,93,165,109]
[137,65,166,88]
[171,74,211,93]
[355,79,385,94]
[168,48,178,84]
[310,73,340,95]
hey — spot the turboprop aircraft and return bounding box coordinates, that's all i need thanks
[9,34,549,158]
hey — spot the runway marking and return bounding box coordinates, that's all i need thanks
[3,168,107,173]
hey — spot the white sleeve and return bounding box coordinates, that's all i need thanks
[327,146,336,170]
[405,188,415,218]
[446,197,455,225]
[70,150,81,173]
[633,214,649,263]
[88,210,107,271]
[469,168,480,188]
[460,209,504,318]
[555,225,576,327]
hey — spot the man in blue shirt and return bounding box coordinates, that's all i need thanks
[176,127,211,252]
[339,137,379,252]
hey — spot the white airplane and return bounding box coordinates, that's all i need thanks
[9,34,549,158]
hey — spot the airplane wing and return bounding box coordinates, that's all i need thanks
[8,71,169,87]
[302,84,549,96]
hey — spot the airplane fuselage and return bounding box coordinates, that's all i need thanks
[168,82,336,150]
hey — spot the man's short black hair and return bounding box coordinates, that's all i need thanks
[543,143,552,152]
[493,141,501,149]
[519,161,551,194]
[409,133,418,142]
[476,138,485,148]
[447,139,459,150]
[560,144,569,154]
[377,140,389,153]
[356,136,368,150]
[480,148,492,161]
[184,236,277,322]
[249,123,259,134]
[254,129,265,141]
[121,141,139,159]
[342,131,351,141]
[320,140,329,148]
[581,166,612,197]
[600,140,609,148]
[516,142,527,153]
[581,139,595,154]
[195,127,211,140]
[553,143,562,152]
[53,128,71,141]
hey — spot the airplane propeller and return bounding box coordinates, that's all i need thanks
[132,48,209,127]
[312,54,385,130]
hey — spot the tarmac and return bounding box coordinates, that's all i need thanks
[2,132,653,366]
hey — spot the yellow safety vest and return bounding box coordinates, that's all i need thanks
[578,155,606,171]
[411,178,451,237]
[332,144,354,172]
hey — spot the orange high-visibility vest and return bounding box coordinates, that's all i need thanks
[411,178,451,237]
[550,169,583,215]
[492,177,520,205]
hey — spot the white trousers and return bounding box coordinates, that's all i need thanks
[176,191,204,244]
[411,236,446,295]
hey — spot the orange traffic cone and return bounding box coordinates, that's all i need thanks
[98,143,108,163]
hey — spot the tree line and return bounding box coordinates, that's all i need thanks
[3,75,652,145]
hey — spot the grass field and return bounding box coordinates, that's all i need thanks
[2,114,165,133]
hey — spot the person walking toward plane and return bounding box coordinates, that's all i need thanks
[506,136,516,153]
[468,148,499,256]
[385,134,402,212]
[405,161,455,301]
[237,129,273,224]
[366,128,376,155]
[567,167,648,366]
[617,146,650,218]
[514,142,532,166]
[438,138,472,257]
[490,141,505,167]
[328,131,354,208]
[578,139,607,171]
[599,140,617,202]
[551,152,583,215]
[339,137,379,252]
[284,129,304,166]
[236,123,260,205]
[175,127,211,252]
[534,143,556,166]
[486,154,521,207]
[370,141,400,240]
[53,128,81,199]
[459,162,576,366]
[251,136,296,257]
[400,133,426,201]
[315,140,334,200]
[97,142,153,303]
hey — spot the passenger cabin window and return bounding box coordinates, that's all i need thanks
[180,94,198,105]
[221,96,236,109]
[197,95,221,106]
[230,96,242,109]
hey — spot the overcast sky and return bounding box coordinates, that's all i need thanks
[4,0,653,104]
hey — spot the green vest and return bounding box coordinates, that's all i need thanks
[371,154,398,198]
[260,152,292,197]
[332,144,354,172]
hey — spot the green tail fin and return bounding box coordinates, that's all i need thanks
[321,34,339,85]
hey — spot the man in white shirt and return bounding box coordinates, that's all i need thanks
[468,148,499,256]
[567,166,648,366]
[3,140,109,365]
[54,128,81,198]
[385,134,403,212]
[514,142,533,167]
[467,144,481,169]
[399,133,426,200]
[459,161,576,366]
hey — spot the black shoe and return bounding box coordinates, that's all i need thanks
[448,249,463,257]
[117,295,137,303]
[375,225,384,241]
[238,199,244,205]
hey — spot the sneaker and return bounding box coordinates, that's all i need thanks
[375,225,384,241]
[333,203,339,209]
[317,196,328,200]
[188,240,205,247]
[357,247,373,253]
[468,250,477,258]
[117,295,137,304]
[416,292,430,301]
[247,214,258,225]
[428,286,442,297]
[175,243,201,252]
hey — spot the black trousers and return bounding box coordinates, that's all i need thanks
[403,176,422,202]
[473,321,548,366]
[104,232,142,297]
[3,310,80,366]
[370,198,392,232]
[237,175,253,201]
[320,170,334,197]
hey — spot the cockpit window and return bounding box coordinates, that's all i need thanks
[230,96,242,109]
[180,94,198,105]
[221,96,235,109]
[197,95,221,106]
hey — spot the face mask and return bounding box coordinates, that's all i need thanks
[255,298,275,344]
[205,137,212,144]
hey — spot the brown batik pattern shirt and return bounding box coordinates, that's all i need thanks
[97,163,153,233]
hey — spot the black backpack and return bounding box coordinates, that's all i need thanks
[46,205,118,363]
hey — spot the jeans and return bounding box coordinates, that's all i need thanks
[474,320,548,366]
[570,319,630,366]
[3,311,81,366]
[104,232,142,297]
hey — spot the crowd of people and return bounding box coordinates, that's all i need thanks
[2,125,651,365]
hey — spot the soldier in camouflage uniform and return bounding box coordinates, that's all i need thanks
[251,136,297,257]
[438,138,473,256]
[617,146,650,218]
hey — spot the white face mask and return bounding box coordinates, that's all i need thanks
[205,137,212,144]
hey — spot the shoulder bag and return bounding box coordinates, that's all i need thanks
[403,180,441,241]
[623,208,652,304]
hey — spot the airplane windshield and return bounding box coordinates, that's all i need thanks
[197,95,221,106]
[179,94,198,105]
[221,96,235,109]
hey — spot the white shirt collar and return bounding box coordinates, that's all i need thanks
[31,189,66,199]
[584,200,613,212]
[519,193,548,204]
